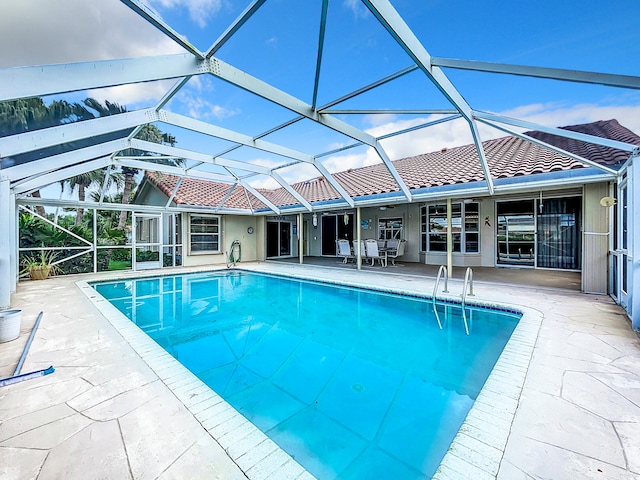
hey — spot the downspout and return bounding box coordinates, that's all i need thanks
[447,198,453,278]
[357,207,362,270]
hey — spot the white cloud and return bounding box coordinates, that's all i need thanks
[145,0,224,28]
[265,36,278,47]
[343,0,370,19]
[0,0,185,68]
[86,80,177,109]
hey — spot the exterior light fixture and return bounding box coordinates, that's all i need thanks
[343,212,349,225]
[312,213,318,228]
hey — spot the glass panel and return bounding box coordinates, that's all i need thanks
[420,206,427,251]
[280,222,291,256]
[465,232,479,253]
[622,254,628,293]
[378,217,403,240]
[497,200,535,266]
[429,204,461,252]
[537,197,581,269]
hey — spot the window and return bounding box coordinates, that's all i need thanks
[189,215,220,254]
[421,203,479,253]
[378,217,403,240]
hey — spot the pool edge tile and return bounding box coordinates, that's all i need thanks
[76,279,317,480]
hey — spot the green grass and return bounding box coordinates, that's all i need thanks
[108,260,131,271]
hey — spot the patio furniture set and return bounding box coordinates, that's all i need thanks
[337,239,406,267]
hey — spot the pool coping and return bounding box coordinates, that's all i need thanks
[77,265,543,479]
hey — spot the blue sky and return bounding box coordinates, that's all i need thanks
[2,0,640,190]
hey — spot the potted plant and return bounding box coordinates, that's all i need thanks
[21,249,60,280]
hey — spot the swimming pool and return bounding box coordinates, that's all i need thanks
[92,270,520,479]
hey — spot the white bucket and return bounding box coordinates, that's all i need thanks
[0,309,22,343]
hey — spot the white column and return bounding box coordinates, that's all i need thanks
[9,192,17,293]
[630,157,640,331]
[298,212,303,264]
[0,176,12,309]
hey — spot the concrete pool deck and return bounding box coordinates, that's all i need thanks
[1,262,639,479]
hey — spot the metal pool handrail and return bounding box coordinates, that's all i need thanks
[433,265,449,296]
[460,267,475,336]
[431,265,449,330]
[461,267,474,309]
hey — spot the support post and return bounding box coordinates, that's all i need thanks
[93,208,98,273]
[9,191,17,294]
[298,212,304,264]
[356,207,362,270]
[630,157,640,331]
[0,177,12,309]
[447,198,453,278]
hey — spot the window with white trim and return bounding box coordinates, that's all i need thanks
[420,203,479,253]
[378,217,403,240]
[189,214,221,254]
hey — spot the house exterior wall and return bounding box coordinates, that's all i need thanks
[181,214,260,267]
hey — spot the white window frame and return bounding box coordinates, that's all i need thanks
[188,214,221,255]
[421,202,480,253]
[378,217,403,240]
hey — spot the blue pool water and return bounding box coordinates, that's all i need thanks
[93,270,520,479]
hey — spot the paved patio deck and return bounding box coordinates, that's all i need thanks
[1,261,638,479]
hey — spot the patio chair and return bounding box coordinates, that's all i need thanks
[386,239,406,266]
[337,239,354,263]
[386,239,399,250]
[365,239,386,266]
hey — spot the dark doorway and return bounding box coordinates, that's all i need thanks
[321,214,354,256]
[266,222,279,257]
[266,220,291,258]
[321,215,337,255]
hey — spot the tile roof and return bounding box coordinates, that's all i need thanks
[146,173,269,210]
[524,119,640,167]
[142,119,639,210]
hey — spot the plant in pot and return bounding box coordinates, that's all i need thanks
[21,249,60,280]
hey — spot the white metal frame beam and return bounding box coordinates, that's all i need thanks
[0,54,207,102]
[14,156,112,195]
[474,111,640,154]
[120,0,204,58]
[5,139,128,183]
[208,57,406,202]
[360,0,495,194]
[431,57,640,91]
[0,109,157,158]
[123,141,316,212]
[476,118,619,176]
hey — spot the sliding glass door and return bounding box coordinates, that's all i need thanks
[497,197,581,270]
[497,200,535,266]
[537,197,581,269]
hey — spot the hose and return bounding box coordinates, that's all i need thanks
[227,240,241,267]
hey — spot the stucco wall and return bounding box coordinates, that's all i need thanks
[182,214,259,267]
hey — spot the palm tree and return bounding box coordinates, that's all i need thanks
[80,99,180,230]
[116,124,178,229]
[0,97,89,216]
[60,168,124,225]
